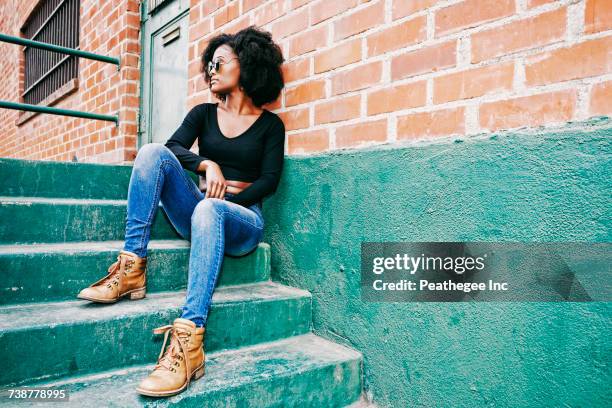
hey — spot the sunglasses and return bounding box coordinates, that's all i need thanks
[207,58,238,75]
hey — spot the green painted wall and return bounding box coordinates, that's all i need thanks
[262,117,612,407]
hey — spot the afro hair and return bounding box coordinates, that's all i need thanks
[200,25,285,107]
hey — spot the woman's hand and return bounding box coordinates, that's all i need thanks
[204,161,227,199]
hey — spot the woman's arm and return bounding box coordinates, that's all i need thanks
[164,104,210,174]
[225,119,286,208]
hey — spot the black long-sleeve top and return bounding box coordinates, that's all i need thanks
[164,102,286,208]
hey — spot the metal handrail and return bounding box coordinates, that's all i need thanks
[0,32,120,125]
[0,101,118,124]
[0,33,120,66]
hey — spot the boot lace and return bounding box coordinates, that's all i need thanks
[152,325,192,385]
[105,255,135,289]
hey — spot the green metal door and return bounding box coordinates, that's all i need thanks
[139,0,190,147]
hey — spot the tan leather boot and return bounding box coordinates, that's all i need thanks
[77,249,147,303]
[135,318,206,397]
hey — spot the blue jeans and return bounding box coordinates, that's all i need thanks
[123,143,265,327]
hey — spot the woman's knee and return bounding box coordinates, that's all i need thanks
[134,143,173,168]
[191,198,226,228]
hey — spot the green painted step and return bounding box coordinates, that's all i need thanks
[0,282,312,386]
[0,157,368,406]
[21,333,363,408]
[0,157,200,200]
[0,240,271,305]
[0,196,178,244]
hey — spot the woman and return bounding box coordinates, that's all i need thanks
[76,25,285,397]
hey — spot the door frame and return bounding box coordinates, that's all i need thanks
[138,0,190,149]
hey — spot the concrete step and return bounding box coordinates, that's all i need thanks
[0,157,195,201]
[0,196,178,244]
[22,333,363,408]
[0,240,271,305]
[0,282,312,386]
[0,157,367,406]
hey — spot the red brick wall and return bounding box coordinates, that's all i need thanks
[0,0,141,163]
[187,0,611,155]
[1,0,610,163]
